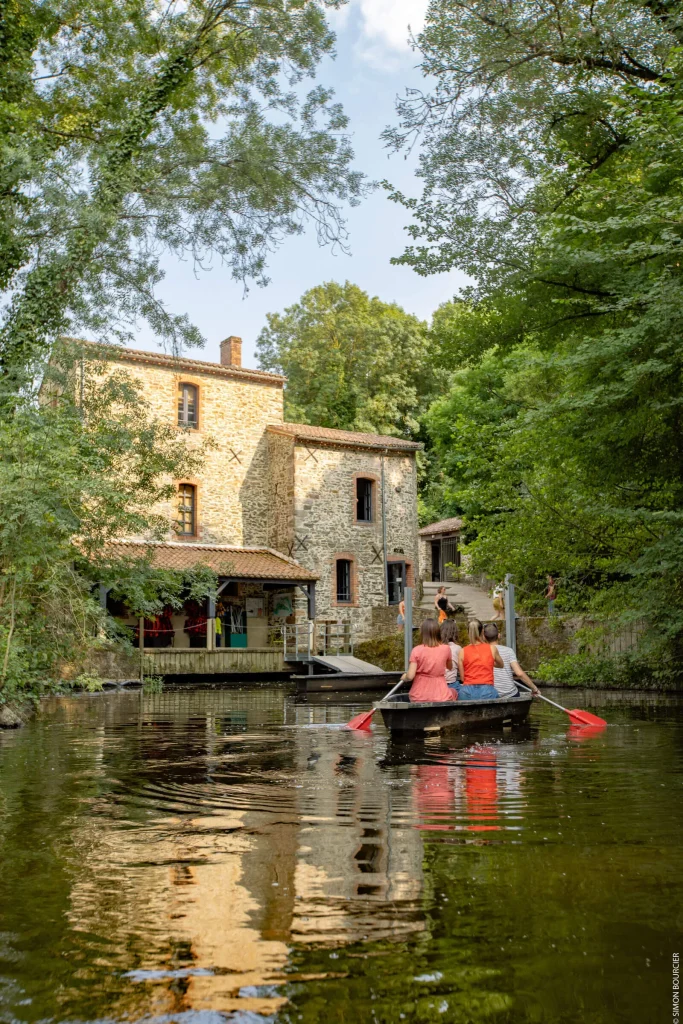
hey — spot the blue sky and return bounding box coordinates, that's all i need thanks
[135,0,468,367]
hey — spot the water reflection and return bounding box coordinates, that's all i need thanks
[0,685,681,1023]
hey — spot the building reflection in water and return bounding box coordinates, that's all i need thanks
[61,689,428,1019]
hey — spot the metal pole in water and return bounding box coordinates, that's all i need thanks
[504,574,516,651]
[404,586,413,672]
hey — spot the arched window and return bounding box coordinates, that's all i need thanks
[177,483,196,536]
[356,478,374,522]
[178,382,198,428]
[336,558,352,604]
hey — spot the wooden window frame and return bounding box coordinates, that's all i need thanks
[331,553,358,607]
[176,482,198,538]
[177,381,199,429]
[353,473,379,526]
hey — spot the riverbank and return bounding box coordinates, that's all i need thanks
[355,623,682,690]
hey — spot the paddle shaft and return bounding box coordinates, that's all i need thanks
[383,677,407,702]
[516,680,573,715]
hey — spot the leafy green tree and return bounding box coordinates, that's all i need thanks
[256,280,437,437]
[389,0,683,680]
[0,350,213,698]
[0,0,363,387]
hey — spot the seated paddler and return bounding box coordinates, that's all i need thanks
[455,619,503,701]
[400,618,457,703]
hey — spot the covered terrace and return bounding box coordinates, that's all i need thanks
[99,541,317,677]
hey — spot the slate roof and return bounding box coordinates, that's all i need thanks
[418,517,463,537]
[102,541,317,580]
[266,422,422,452]
[70,339,285,387]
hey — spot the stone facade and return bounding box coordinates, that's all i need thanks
[275,440,419,637]
[84,342,421,641]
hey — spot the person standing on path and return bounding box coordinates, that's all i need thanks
[545,575,557,616]
[481,623,542,699]
[492,582,505,620]
[434,586,454,624]
[400,618,456,703]
[456,620,504,701]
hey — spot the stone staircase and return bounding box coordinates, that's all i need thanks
[420,579,496,622]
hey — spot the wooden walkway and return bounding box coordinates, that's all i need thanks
[143,647,287,676]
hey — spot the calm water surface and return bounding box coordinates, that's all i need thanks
[0,686,681,1024]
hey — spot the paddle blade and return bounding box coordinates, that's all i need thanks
[567,709,607,727]
[568,723,607,741]
[345,709,375,731]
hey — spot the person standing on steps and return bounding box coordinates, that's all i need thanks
[545,575,557,616]
[492,582,505,620]
[434,585,454,624]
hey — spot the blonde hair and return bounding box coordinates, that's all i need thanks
[467,619,483,644]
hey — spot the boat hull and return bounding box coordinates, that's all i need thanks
[375,693,532,734]
[296,671,402,693]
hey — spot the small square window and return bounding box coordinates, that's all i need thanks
[356,478,373,522]
[336,559,352,603]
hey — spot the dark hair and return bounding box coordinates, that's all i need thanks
[421,618,442,648]
[440,619,460,644]
[483,622,499,641]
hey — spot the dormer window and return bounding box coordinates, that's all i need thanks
[178,383,198,428]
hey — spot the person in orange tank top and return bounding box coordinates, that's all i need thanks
[455,619,503,701]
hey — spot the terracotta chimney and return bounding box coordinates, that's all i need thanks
[220,336,242,368]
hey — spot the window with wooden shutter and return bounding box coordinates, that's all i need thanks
[178,383,198,428]
[177,484,196,536]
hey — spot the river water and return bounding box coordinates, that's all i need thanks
[0,686,680,1023]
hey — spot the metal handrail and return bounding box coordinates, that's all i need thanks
[281,622,312,661]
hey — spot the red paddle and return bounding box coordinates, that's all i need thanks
[517,682,607,727]
[345,678,405,731]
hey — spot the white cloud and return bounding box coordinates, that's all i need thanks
[356,0,429,54]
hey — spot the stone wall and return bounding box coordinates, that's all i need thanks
[288,444,420,639]
[267,432,295,555]
[91,356,284,545]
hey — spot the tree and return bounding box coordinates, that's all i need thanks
[0,0,364,389]
[256,280,437,437]
[0,349,213,698]
[389,0,683,681]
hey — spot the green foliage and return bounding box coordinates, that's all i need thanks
[256,280,438,437]
[393,0,683,683]
[0,0,364,384]
[142,675,164,695]
[0,352,211,697]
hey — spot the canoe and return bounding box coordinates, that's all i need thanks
[374,691,533,735]
[295,671,402,693]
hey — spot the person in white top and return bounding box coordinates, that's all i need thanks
[481,623,541,698]
[440,619,463,686]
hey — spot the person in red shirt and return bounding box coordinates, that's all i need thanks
[456,619,504,701]
[400,619,456,703]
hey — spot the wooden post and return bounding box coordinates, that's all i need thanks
[404,586,413,672]
[504,574,516,651]
[139,616,144,683]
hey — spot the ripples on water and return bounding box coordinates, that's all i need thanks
[0,686,681,1023]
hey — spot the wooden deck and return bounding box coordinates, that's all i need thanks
[143,647,288,676]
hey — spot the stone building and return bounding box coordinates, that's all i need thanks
[83,337,421,649]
